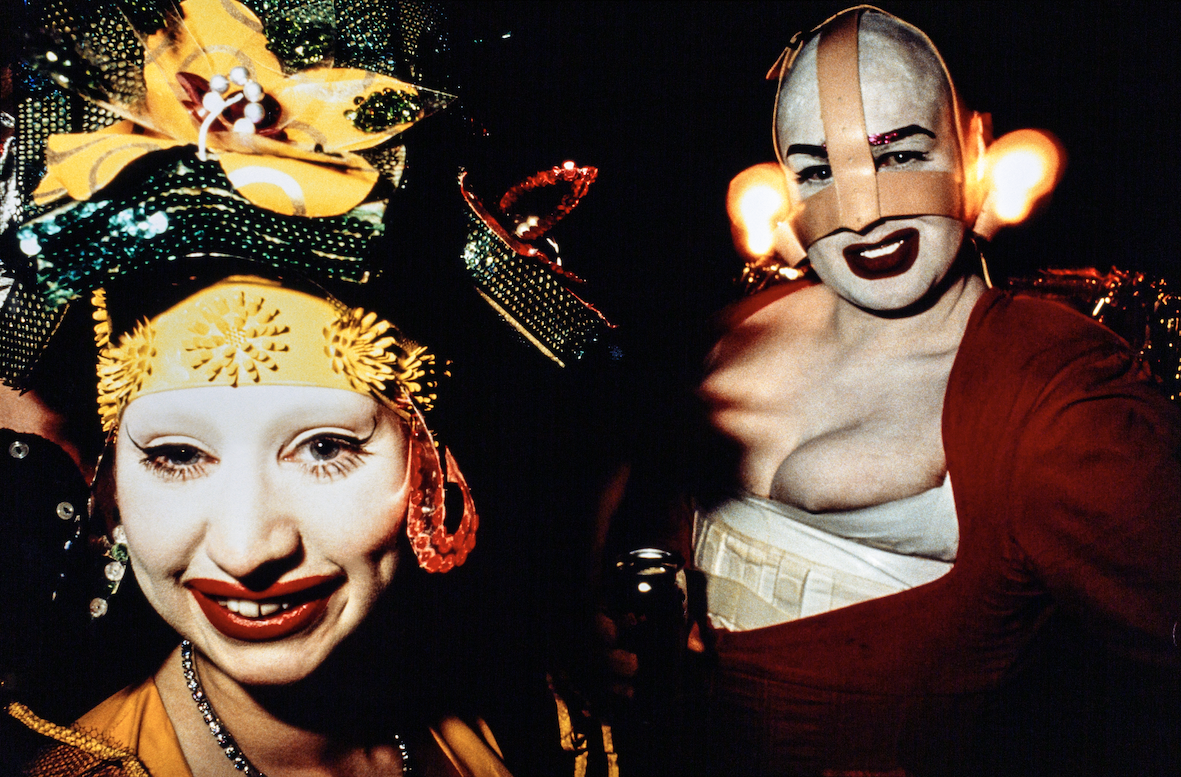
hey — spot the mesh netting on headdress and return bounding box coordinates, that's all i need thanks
[13,62,122,227]
[35,0,150,105]
[0,272,65,386]
[240,0,451,88]
[462,206,608,367]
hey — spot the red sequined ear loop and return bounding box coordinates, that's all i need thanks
[404,404,478,573]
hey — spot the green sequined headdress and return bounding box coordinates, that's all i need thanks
[1,0,609,389]
[0,0,451,386]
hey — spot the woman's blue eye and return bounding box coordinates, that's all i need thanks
[309,438,343,461]
[139,444,210,481]
[297,435,368,480]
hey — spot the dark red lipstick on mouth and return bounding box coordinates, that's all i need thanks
[186,576,341,642]
[843,228,920,279]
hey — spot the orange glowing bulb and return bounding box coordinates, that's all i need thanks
[985,130,1063,225]
[727,162,792,260]
[738,185,785,256]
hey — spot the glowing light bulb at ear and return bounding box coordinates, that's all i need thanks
[727,162,792,260]
[739,185,785,256]
[992,149,1047,221]
[984,130,1064,225]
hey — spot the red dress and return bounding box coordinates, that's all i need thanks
[703,289,1181,775]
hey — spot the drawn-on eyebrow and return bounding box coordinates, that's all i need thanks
[867,125,935,147]
[785,143,827,158]
[786,125,936,158]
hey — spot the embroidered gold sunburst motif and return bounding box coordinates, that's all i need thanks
[324,307,436,410]
[185,292,290,386]
[94,289,158,433]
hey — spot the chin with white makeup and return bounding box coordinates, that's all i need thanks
[803,215,966,312]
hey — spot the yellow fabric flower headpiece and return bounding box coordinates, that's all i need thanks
[92,276,436,432]
[33,0,453,218]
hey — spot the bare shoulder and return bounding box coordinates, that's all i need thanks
[699,282,838,496]
[701,281,833,405]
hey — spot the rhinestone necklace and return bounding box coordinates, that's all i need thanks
[180,640,412,775]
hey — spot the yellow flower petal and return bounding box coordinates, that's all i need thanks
[141,0,431,160]
[37,0,450,216]
[219,153,378,217]
[140,0,277,142]
[34,123,181,204]
[271,71,429,154]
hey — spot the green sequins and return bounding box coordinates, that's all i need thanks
[258,4,337,72]
[347,88,423,132]
[18,155,385,311]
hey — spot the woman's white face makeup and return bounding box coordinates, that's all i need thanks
[115,386,411,686]
[777,32,966,311]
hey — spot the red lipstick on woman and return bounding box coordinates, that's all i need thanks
[186,576,341,642]
[843,227,920,279]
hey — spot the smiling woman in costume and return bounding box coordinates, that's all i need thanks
[693,6,1180,775]
[0,1,613,775]
[73,274,485,777]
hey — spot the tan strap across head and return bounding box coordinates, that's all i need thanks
[778,6,971,250]
[816,11,880,231]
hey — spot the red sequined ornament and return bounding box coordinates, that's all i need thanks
[497,161,598,243]
[404,405,478,573]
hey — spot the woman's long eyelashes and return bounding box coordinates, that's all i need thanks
[140,444,211,481]
[295,434,370,480]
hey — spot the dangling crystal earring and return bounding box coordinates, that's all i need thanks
[968,233,993,289]
[89,525,128,619]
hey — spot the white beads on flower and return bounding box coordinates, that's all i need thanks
[197,66,271,154]
[243,100,265,123]
[243,80,264,103]
[202,90,226,114]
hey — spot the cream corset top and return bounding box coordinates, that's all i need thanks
[763,476,958,562]
[693,478,957,632]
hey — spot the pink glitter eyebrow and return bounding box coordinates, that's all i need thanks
[866,125,936,147]
[784,126,936,158]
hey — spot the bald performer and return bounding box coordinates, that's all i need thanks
[691,8,1180,775]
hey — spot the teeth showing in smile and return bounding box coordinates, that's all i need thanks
[217,598,292,619]
[859,238,905,259]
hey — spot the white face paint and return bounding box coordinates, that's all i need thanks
[777,26,966,311]
[115,386,410,686]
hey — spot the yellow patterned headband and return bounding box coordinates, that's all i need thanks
[92,276,436,432]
